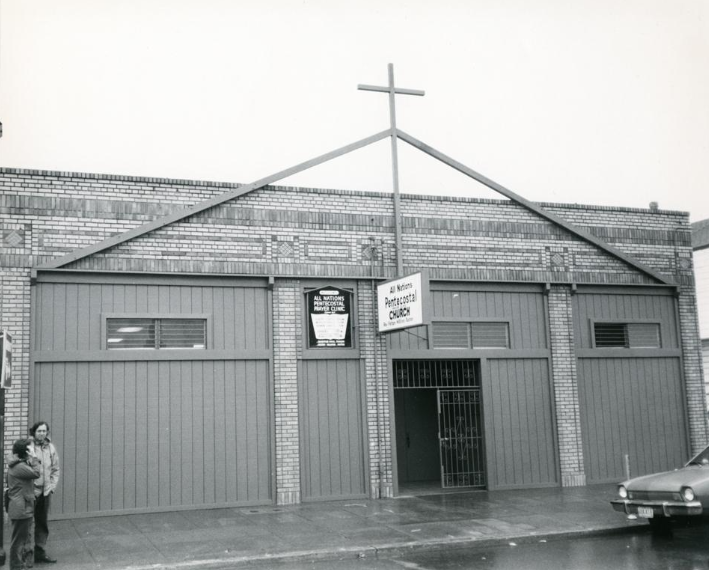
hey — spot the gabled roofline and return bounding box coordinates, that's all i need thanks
[36,128,672,285]
[396,130,672,285]
[37,129,390,269]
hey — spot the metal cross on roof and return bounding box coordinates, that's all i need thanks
[358,64,424,276]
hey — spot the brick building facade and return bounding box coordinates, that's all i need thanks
[1,166,706,517]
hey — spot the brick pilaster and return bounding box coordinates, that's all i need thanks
[272,279,301,504]
[677,287,709,452]
[358,280,393,498]
[548,285,586,486]
[0,268,32,454]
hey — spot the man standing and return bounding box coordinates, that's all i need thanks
[28,421,60,564]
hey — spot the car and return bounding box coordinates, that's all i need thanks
[611,444,709,532]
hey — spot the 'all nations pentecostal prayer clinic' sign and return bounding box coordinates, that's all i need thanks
[307,286,353,348]
[377,272,430,333]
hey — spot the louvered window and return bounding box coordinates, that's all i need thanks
[471,322,509,348]
[594,322,660,349]
[107,318,206,350]
[432,322,470,348]
[594,323,628,348]
[432,322,510,349]
[628,323,661,348]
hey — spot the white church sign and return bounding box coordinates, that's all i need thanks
[377,272,429,333]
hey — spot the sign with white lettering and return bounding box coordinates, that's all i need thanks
[307,286,353,348]
[377,272,429,333]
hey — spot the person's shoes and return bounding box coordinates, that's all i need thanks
[34,550,57,564]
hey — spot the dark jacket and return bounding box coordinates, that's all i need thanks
[6,455,40,520]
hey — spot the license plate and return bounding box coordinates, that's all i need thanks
[637,507,654,518]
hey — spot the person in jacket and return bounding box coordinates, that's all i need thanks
[7,438,40,570]
[27,421,60,564]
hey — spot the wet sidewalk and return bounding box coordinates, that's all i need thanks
[2,484,646,569]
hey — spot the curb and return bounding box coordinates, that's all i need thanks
[124,522,648,570]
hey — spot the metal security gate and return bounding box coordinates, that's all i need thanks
[393,360,486,490]
[438,390,485,488]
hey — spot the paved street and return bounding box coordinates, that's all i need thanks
[228,523,709,570]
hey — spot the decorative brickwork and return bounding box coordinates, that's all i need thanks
[1,166,707,506]
[548,286,586,486]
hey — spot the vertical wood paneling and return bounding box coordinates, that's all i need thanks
[123,362,136,510]
[483,359,556,488]
[60,362,77,514]
[202,361,216,504]
[300,359,366,500]
[74,363,90,514]
[99,364,113,510]
[33,358,272,516]
[111,362,125,510]
[224,361,238,502]
[573,293,678,349]
[212,360,226,502]
[32,280,272,516]
[387,325,428,351]
[190,362,204,505]
[65,284,79,351]
[33,282,270,352]
[427,290,547,350]
[578,357,687,483]
[87,362,101,513]
[257,361,271,498]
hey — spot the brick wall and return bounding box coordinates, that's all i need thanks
[0,268,32,449]
[677,286,709,453]
[547,286,585,486]
[273,280,301,504]
[2,167,706,496]
[357,278,393,498]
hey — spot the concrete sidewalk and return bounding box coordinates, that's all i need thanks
[2,484,646,569]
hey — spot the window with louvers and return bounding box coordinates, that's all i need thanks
[627,323,661,348]
[432,321,510,349]
[471,322,509,348]
[594,323,628,348]
[107,318,206,350]
[593,322,660,349]
[432,322,470,348]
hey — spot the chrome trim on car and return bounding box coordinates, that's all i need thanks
[611,499,703,517]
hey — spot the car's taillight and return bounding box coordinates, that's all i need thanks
[618,485,628,499]
[681,487,695,502]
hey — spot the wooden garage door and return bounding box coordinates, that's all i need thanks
[483,358,558,488]
[31,277,273,517]
[578,357,688,483]
[33,359,272,516]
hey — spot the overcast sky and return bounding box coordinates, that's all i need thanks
[1,1,708,221]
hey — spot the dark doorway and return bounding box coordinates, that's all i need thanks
[395,389,440,484]
[393,360,486,492]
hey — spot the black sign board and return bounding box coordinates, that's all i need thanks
[306,286,352,348]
